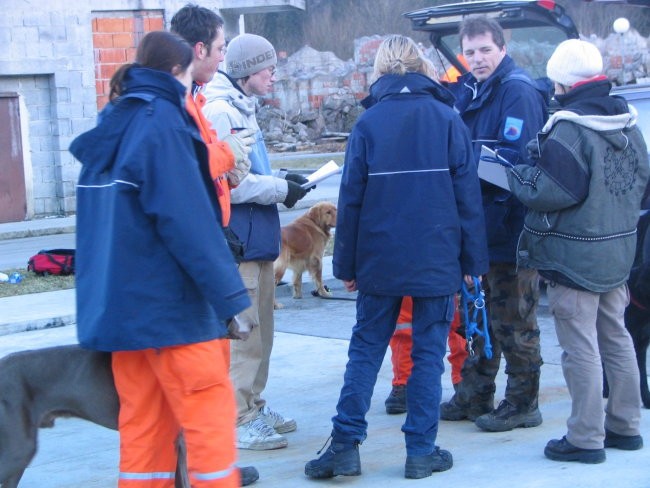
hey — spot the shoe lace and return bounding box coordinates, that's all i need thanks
[316,435,332,455]
[494,399,514,414]
[251,417,278,437]
[261,406,285,424]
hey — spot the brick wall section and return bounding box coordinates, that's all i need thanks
[92,12,164,110]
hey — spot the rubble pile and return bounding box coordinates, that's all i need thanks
[257,31,649,151]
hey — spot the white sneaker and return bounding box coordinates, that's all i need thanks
[236,417,288,450]
[258,406,297,434]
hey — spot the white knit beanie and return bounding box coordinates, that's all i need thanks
[226,34,277,79]
[546,39,603,87]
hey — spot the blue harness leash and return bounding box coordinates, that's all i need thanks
[460,277,493,359]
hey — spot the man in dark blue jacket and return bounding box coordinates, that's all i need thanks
[440,15,548,432]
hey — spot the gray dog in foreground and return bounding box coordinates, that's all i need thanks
[0,344,190,488]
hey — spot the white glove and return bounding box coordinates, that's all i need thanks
[226,314,255,341]
[223,128,255,185]
[226,155,251,186]
[223,128,255,157]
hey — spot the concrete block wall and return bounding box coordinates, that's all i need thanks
[0,3,96,218]
[0,0,222,221]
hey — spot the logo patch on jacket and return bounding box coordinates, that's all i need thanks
[604,145,638,196]
[503,117,524,141]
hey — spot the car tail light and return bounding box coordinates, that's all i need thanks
[537,0,557,9]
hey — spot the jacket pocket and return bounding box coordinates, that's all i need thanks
[484,196,512,247]
[547,284,580,320]
[166,341,228,393]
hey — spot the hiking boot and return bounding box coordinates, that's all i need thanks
[239,465,259,486]
[544,436,605,464]
[475,400,542,432]
[304,440,361,479]
[604,429,643,451]
[258,406,297,434]
[404,448,453,479]
[385,385,407,414]
[236,417,288,450]
[439,396,492,421]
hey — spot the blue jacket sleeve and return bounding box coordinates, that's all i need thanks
[332,128,367,281]
[449,118,490,277]
[138,126,251,321]
[494,81,546,166]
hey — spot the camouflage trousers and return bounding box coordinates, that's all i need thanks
[453,263,543,412]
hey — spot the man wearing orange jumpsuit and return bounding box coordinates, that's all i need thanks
[385,297,467,414]
[171,4,259,486]
[169,6,259,487]
[173,13,254,229]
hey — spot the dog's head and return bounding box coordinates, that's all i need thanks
[308,201,337,232]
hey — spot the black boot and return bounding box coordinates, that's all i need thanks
[385,385,407,414]
[404,448,453,479]
[474,399,542,432]
[544,436,605,464]
[304,440,361,479]
[440,394,492,421]
[239,465,259,486]
[604,429,643,450]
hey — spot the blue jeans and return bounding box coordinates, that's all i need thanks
[332,292,454,456]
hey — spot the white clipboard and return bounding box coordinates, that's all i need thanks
[301,160,342,189]
[478,146,511,190]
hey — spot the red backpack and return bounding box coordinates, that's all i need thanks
[27,249,75,276]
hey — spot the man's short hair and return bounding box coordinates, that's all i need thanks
[459,15,506,50]
[170,3,223,54]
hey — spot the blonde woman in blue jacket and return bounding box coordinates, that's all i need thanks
[305,35,489,480]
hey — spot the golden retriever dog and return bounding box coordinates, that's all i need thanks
[274,201,337,304]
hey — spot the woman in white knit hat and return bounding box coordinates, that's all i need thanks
[203,34,311,451]
[507,38,649,464]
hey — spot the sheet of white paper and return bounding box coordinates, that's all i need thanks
[478,146,511,190]
[302,160,342,189]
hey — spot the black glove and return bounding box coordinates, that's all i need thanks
[285,173,309,185]
[284,180,308,208]
[286,172,316,192]
[526,138,541,162]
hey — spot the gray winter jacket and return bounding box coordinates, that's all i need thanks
[507,81,649,292]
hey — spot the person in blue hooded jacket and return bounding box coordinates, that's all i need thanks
[440,15,548,433]
[304,35,489,481]
[69,31,251,487]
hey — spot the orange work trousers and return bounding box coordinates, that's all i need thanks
[112,339,239,488]
[389,295,467,386]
